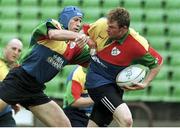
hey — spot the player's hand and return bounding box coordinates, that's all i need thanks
[11,104,21,114]
[87,38,96,49]
[122,82,148,91]
[75,34,88,48]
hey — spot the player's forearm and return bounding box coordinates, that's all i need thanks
[144,61,163,86]
[48,29,80,41]
[71,97,94,108]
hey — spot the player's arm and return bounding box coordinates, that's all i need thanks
[143,65,163,87]
[71,97,94,108]
[70,80,94,108]
[48,29,88,49]
[68,24,96,66]
[142,47,163,85]
[46,19,88,48]
[125,47,163,90]
[48,29,81,41]
[47,19,79,41]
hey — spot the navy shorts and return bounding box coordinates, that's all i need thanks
[87,83,124,127]
[0,67,51,109]
[0,111,16,127]
[64,107,89,127]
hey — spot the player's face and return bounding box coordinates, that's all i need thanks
[4,41,23,63]
[107,20,125,39]
[68,16,82,32]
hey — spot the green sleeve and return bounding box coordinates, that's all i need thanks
[132,52,158,69]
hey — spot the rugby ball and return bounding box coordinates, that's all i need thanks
[116,64,149,87]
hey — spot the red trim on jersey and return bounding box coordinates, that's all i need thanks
[37,35,49,41]
[63,42,82,61]
[149,47,163,65]
[71,80,82,100]
[82,24,90,35]
[97,35,147,66]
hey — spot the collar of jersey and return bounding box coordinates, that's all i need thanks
[105,29,129,45]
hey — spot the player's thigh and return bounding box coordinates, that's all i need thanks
[29,100,70,127]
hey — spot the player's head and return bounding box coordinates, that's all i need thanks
[107,7,130,39]
[107,7,130,28]
[58,6,83,31]
[3,38,23,64]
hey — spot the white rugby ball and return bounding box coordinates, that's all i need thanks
[116,64,149,87]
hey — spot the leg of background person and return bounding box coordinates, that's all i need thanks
[87,119,99,127]
[113,103,133,127]
[0,99,8,112]
[29,100,71,127]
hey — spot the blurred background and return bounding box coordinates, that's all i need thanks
[0,0,180,127]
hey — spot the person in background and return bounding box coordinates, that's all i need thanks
[0,38,23,127]
[84,7,163,127]
[0,6,94,127]
[63,65,94,127]
[59,7,96,127]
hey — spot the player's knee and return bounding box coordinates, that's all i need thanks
[113,103,133,127]
[114,112,133,127]
[122,115,133,127]
[115,114,133,127]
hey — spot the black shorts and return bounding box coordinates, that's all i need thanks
[63,107,89,127]
[87,83,124,127]
[0,111,16,127]
[0,66,51,109]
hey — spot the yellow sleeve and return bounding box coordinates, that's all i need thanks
[88,18,109,51]
[0,60,9,81]
[129,28,149,51]
[72,66,86,91]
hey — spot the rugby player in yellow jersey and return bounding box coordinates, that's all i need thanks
[0,38,23,126]
[63,65,94,127]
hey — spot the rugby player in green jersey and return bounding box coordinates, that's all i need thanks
[0,6,93,127]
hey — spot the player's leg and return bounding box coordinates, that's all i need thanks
[87,99,113,127]
[88,83,133,127]
[0,99,8,112]
[29,100,71,127]
[87,119,98,127]
[113,103,133,127]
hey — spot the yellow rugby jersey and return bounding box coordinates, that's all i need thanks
[88,18,109,52]
[64,66,87,105]
[0,58,14,117]
[0,59,9,81]
[63,65,92,113]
